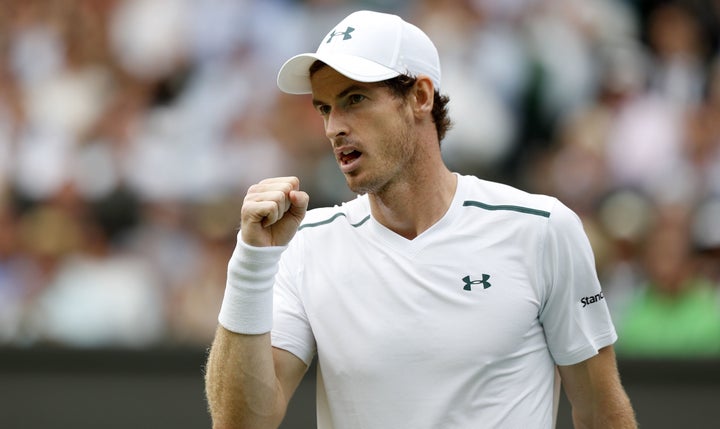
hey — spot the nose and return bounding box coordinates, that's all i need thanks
[325,109,348,141]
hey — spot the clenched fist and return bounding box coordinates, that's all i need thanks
[240,177,309,247]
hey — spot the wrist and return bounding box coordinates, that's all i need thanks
[218,233,287,334]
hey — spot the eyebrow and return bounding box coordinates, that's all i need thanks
[312,84,368,108]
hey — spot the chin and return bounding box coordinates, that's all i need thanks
[345,176,369,195]
[346,176,387,196]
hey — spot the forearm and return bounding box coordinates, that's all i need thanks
[561,347,637,429]
[205,327,287,429]
[206,235,287,428]
[574,372,637,429]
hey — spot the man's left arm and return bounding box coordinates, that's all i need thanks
[558,345,637,429]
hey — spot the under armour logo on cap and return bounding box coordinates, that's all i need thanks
[326,26,355,43]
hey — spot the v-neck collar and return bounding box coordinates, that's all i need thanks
[367,174,464,255]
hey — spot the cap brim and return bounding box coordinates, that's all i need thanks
[277,52,401,94]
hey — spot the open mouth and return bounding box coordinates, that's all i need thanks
[339,149,362,165]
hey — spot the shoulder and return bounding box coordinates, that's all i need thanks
[457,174,560,220]
[456,175,588,244]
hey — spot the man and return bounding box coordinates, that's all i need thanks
[205,10,636,429]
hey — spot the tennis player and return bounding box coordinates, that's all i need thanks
[205,10,637,429]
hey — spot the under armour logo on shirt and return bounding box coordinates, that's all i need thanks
[462,274,492,291]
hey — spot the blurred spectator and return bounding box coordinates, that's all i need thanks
[645,2,708,107]
[594,188,655,319]
[163,197,239,344]
[26,185,165,348]
[413,0,522,179]
[614,206,720,358]
[684,58,720,197]
[691,195,720,285]
[0,188,43,344]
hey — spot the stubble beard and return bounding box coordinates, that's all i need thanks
[344,123,415,197]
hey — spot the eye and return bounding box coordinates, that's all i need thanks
[348,94,365,105]
[316,104,331,116]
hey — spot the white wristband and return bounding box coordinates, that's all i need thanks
[218,233,286,334]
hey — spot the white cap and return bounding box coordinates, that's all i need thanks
[277,10,441,94]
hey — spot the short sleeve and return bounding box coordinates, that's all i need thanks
[538,201,617,366]
[271,235,317,366]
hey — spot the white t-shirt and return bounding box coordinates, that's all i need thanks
[271,174,617,428]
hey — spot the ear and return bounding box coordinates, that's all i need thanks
[411,76,434,118]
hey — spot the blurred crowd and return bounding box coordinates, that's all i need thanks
[0,0,719,356]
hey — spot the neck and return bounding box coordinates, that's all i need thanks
[368,166,457,240]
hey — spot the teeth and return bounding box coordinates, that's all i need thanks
[342,149,354,155]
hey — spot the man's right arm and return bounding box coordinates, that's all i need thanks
[205,327,308,429]
[205,177,310,429]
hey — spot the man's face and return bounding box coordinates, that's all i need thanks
[310,66,417,195]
